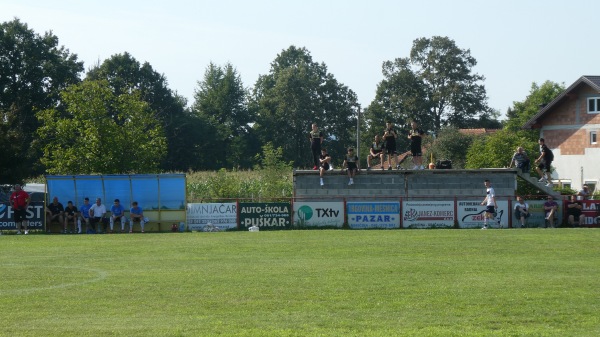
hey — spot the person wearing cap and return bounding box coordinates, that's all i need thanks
[342,147,360,185]
[10,184,30,235]
[78,197,92,233]
[109,199,126,233]
[63,201,78,234]
[578,185,590,200]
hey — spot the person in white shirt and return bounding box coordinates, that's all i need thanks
[513,196,530,228]
[480,179,498,229]
[89,197,107,233]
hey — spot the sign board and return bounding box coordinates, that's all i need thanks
[347,201,400,229]
[239,202,291,229]
[293,201,344,228]
[457,200,509,229]
[402,201,455,229]
[0,202,45,230]
[187,203,237,231]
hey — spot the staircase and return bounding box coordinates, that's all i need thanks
[514,171,562,198]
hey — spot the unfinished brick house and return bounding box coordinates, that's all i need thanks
[523,75,600,193]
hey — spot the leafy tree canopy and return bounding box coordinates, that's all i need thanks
[251,46,359,167]
[192,62,258,169]
[366,36,492,141]
[86,52,190,171]
[505,80,565,134]
[36,80,166,174]
[0,18,83,182]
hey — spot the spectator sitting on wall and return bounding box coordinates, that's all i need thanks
[366,135,384,171]
[319,148,331,187]
[509,147,531,174]
[342,147,360,186]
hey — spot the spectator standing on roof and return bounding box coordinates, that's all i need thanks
[308,123,323,170]
[408,121,425,170]
[535,138,554,187]
[383,121,398,170]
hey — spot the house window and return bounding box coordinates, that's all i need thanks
[592,131,598,145]
[588,97,600,113]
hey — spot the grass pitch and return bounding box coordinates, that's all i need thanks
[1,229,599,336]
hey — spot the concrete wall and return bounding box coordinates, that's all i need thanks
[294,169,517,199]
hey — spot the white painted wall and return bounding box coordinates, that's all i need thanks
[551,147,600,192]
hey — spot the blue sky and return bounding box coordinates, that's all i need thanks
[2,0,598,118]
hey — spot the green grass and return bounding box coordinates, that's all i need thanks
[1,229,599,336]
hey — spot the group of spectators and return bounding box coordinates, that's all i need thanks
[45,197,147,234]
[509,138,555,188]
[8,185,147,235]
[310,121,425,186]
[513,186,592,228]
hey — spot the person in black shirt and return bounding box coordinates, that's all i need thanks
[319,148,331,187]
[535,138,553,187]
[566,194,584,227]
[408,121,425,170]
[383,121,398,170]
[367,135,384,170]
[46,196,64,232]
[342,148,360,185]
[63,201,78,234]
[308,123,323,170]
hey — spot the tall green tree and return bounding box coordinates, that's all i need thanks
[0,18,83,182]
[505,81,565,133]
[36,80,166,174]
[366,36,492,140]
[192,62,258,169]
[85,52,191,171]
[251,46,359,167]
[425,128,478,169]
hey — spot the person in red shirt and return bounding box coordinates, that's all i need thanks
[10,184,30,234]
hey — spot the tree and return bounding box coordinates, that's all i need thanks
[85,52,190,171]
[465,129,538,170]
[192,62,258,169]
[425,128,477,169]
[505,81,565,133]
[366,36,492,139]
[250,46,359,167]
[36,80,166,174]
[0,18,83,182]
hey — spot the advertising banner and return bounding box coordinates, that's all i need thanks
[239,202,291,229]
[402,201,455,229]
[457,200,509,229]
[347,201,400,229]
[0,202,45,230]
[293,201,344,227]
[187,203,237,231]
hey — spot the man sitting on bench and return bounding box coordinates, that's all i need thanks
[89,198,107,233]
[129,201,146,233]
[110,199,126,233]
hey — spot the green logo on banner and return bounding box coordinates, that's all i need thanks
[297,205,313,221]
